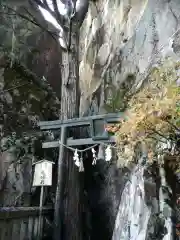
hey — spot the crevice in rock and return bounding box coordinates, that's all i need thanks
[164,161,178,240]
[82,147,128,240]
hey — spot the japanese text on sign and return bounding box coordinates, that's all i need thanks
[33,161,53,186]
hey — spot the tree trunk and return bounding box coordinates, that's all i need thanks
[60,29,83,240]
[61,31,80,119]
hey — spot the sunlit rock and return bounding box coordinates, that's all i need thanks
[80,0,180,115]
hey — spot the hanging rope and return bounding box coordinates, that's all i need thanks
[58,140,116,172]
[58,140,98,152]
[58,140,119,151]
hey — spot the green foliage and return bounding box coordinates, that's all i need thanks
[104,85,128,113]
[0,132,34,161]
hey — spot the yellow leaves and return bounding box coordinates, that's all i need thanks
[177,112,180,117]
[116,59,180,165]
[166,83,179,99]
[105,123,121,133]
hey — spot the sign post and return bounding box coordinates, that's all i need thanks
[32,159,54,239]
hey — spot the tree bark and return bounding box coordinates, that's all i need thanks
[60,29,83,240]
[60,31,80,120]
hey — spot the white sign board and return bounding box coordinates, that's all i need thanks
[33,160,54,187]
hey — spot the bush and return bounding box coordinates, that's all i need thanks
[113,58,180,167]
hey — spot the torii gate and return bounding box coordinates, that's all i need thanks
[38,112,124,239]
[32,1,125,239]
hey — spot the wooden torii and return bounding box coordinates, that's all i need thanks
[38,112,124,239]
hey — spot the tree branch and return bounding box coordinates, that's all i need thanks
[52,0,62,23]
[1,4,58,42]
[32,0,63,25]
[165,119,180,132]
[148,128,171,142]
[67,0,78,50]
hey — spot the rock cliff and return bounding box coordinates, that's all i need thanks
[79,0,180,115]
[0,0,180,239]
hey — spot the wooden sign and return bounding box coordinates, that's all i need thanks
[32,160,54,187]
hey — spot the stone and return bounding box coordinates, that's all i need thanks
[79,0,180,114]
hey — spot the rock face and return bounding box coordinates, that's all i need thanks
[0,59,60,206]
[79,0,180,115]
[1,1,180,239]
[0,2,61,207]
[78,2,180,237]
